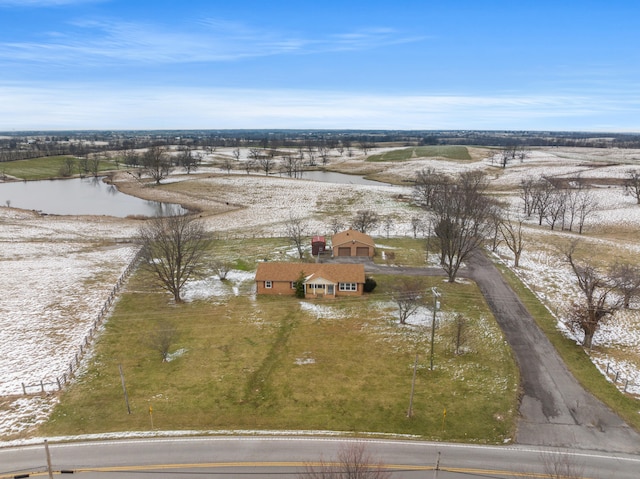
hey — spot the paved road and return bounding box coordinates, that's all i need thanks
[353,254,640,453]
[2,436,639,478]
[465,251,640,453]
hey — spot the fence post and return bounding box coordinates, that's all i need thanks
[57,377,62,390]
[614,371,620,383]
[624,380,629,392]
[40,380,45,393]
[22,383,26,395]
[606,363,610,375]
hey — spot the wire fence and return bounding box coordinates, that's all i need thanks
[603,362,640,397]
[20,246,143,396]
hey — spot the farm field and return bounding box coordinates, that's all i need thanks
[1,144,639,442]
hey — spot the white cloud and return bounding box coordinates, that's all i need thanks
[2,83,640,131]
[0,18,423,66]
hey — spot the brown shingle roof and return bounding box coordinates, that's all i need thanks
[331,229,374,248]
[255,262,365,283]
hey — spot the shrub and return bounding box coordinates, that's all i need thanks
[363,276,377,293]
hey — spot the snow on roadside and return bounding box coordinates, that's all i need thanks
[494,237,640,396]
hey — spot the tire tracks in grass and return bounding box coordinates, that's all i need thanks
[243,312,298,407]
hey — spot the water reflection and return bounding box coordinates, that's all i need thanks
[0,177,187,218]
[300,170,386,186]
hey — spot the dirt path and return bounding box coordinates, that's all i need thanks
[465,251,640,453]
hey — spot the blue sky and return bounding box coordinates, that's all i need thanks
[1,0,639,131]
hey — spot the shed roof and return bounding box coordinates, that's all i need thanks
[255,262,365,283]
[331,228,374,248]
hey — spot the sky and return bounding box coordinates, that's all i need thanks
[1,0,639,131]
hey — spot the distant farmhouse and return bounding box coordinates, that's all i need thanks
[331,229,375,258]
[255,262,365,298]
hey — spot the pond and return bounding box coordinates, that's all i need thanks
[0,177,187,217]
[299,170,388,186]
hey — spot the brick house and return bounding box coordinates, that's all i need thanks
[255,262,365,298]
[331,229,375,258]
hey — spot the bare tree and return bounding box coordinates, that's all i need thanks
[499,145,517,168]
[519,176,537,217]
[413,167,448,208]
[89,154,102,177]
[319,145,330,165]
[392,277,425,324]
[306,141,317,166]
[383,216,394,238]
[248,148,261,162]
[487,203,504,252]
[285,213,308,259]
[212,260,233,280]
[359,140,375,155]
[351,209,380,234]
[329,217,346,235]
[609,262,640,309]
[452,313,469,355]
[177,146,201,174]
[297,442,393,479]
[516,146,529,163]
[258,155,276,176]
[531,178,555,226]
[624,169,640,204]
[122,147,140,167]
[59,157,76,177]
[221,157,234,174]
[139,215,212,303]
[575,189,598,234]
[142,145,173,184]
[430,171,492,282]
[282,154,302,178]
[244,158,256,174]
[544,188,566,230]
[147,320,179,362]
[78,156,89,177]
[232,148,241,161]
[409,216,423,239]
[499,214,525,267]
[565,243,621,348]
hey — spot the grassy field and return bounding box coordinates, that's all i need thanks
[0,155,119,180]
[40,240,519,443]
[367,146,472,162]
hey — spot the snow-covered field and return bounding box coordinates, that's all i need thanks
[1,145,639,437]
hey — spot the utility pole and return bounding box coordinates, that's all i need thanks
[407,353,419,418]
[430,287,440,371]
[44,440,54,479]
[119,364,131,414]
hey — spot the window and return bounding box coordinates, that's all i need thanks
[339,282,357,291]
[265,281,272,289]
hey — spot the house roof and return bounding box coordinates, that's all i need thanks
[331,228,374,248]
[255,262,365,283]
[312,235,325,243]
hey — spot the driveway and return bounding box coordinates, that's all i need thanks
[328,254,640,453]
[466,251,640,453]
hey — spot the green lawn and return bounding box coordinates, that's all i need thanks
[367,146,472,162]
[40,249,519,443]
[0,155,119,180]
